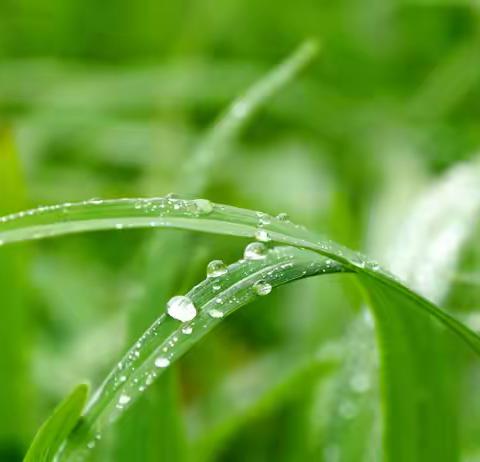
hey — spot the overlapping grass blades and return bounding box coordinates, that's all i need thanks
[3,194,480,460]
[113,39,319,462]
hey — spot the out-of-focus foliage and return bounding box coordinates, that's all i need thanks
[1,1,480,461]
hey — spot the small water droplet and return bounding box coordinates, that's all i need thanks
[182,326,193,335]
[276,212,290,222]
[87,441,96,449]
[255,229,271,242]
[253,280,272,296]
[118,394,131,406]
[154,357,170,368]
[167,295,197,322]
[207,260,228,278]
[244,242,268,260]
[257,214,271,227]
[193,199,213,215]
[208,308,224,318]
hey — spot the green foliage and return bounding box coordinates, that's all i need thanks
[1,4,480,461]
[24,384,89,462]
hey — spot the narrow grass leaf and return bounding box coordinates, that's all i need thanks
[24,384,89,462]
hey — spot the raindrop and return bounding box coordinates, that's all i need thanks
[207,260,228,278]
[253,280,272,296]
[154,357,170,368]
[258,215,271,227]
[193,199,213,215]
[167,295,197,322]
[208,308,224,318]
[244,242,268,260]
[255,229,271,242]
[276,212,290,222]
[118,394,131,406]
[182,326,193,335]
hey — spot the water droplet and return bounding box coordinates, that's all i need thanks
[193,199,213,215]
[253,280,272,296]
[208,308,224,318]
[115,223,124,230]
[276,212,290,222]
[257,213,271,227]
[154,357,170,368]
[207,260,228,278]
[118,394,131,406]
[167,295,197,322]
[244,242,268,260]
[87,441,96,449]
[255,229,271,242]
[182,326,193,335]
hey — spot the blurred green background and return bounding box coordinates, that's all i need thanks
[1,1,480,461]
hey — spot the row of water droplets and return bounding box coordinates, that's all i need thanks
[101,209,298,445]
[0,195,388,285]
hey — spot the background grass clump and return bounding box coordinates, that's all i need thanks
[2,2,480,461]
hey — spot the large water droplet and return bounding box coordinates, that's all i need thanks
[154,357,170,368]
[167,295,197,322]
[276,212,290,222]
[207,260,228,278]
[255,229,271,242]
[244,242,267,260]
[253,280,272,296]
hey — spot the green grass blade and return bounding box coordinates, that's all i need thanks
[0,127,33,458]
[115,40,319,462]
[23,384,89,462]
[0,196,479,354]
[5,196,480,461]
[58,246,345,460]
[180,40,319,194]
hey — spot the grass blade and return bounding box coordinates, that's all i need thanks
[0,127,33,458]
[58,246,345,460]
[4,196,480,460]
[23,384,89,462]
[115,40,319,462]
[180,40,319,194]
